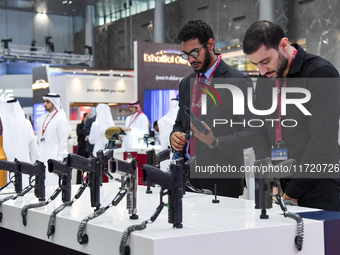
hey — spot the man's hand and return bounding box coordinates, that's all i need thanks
[283,193,298,205]
[171,132,188,151]
[124,127,131,133]
[191,121,219,147]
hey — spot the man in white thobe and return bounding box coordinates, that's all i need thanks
[37,93,71,186]
[0,98,39,187]
[121,101,149,149]
[89,104,115,155]
[157,98,179,150]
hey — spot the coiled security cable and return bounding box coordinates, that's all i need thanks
[46,182,87,238]
[0,195,15,206]
[119,202,165,255]
[285,211,304,251]
[277,196,304,251]
[46,201,73,238]
[21,186,62,226]
[77,188,127,245]
[0,182,35,223]
[0,195,15,222]
[77,207,107,244]
[119,221,147,255]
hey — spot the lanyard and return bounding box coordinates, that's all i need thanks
[154,131,161,145]
[275,46,298,146]
[275,79,286,145]
[191,54,222,109]
[128,112,142,127]
[42,111,58,136]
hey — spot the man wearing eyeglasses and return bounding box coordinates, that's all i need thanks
[170,20,253,197]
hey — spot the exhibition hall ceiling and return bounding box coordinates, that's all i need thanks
[0,0,143,17]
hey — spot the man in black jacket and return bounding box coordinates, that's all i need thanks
[243,20,340,211]
[83,114,96,155]
[170,20,253,197]
[76,112,90,183]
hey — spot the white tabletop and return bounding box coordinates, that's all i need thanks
[0,181,324,255]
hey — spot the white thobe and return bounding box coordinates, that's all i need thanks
[37,110,71,186]
[4,119,39,187]
[157,103,179,150]
[122,112,149,149]
[89,121,109,155]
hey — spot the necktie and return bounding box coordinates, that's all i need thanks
[190,74,206,157]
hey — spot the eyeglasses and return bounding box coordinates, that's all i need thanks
[180,44,205,60]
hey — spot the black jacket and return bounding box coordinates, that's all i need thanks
[171,59,253,197]
[254,44,340,209]
[83,115,96,154]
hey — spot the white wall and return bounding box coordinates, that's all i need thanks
[49,75,135,120]
[0,9,74,53]
[0,74,33,99]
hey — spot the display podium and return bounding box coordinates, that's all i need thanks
[0,181,333,255]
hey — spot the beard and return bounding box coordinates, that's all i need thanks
[191,48,212,74]
[276,52,288,78]
[45,105,54,112]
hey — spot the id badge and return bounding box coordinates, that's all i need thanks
[40,138,45,142]
[271,147,288,160]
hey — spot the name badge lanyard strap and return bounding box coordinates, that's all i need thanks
[42,111,58,136]
[191,53,222,108]
[128,112,142,127]
[275,46,298,148]
[275,79,287,148]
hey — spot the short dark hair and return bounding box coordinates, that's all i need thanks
[243,20,285,55]
[178,20,214,45]
[83,112,89,119]
[153,120,158,129]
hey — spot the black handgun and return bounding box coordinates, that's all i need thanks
[67,154,101,210]
[96,149,114,184]
[183,105,209,135]
[109,158,138,219]
[0,159,22,194]
[19,160,45,201]
[142,158,183,228]
[254,157,295,209]
[146,148,170,167]
[47,158,72,203]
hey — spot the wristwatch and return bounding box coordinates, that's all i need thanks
[208,137,217,149]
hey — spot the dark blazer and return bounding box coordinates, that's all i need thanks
[83,115,96,154]
[172,59,253,197]
[76,120,88,157]
[254,44,340,210]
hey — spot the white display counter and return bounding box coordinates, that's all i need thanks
[0,181,326,255]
